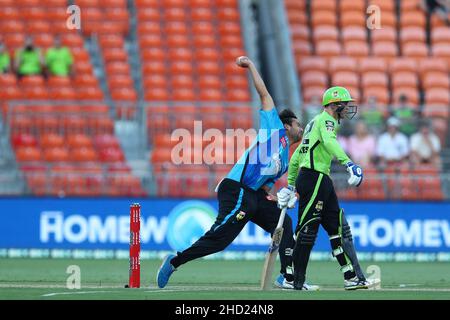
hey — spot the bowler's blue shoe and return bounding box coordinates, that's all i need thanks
[156,254,176,288]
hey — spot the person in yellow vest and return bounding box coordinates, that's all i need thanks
[0,41,11,73]
[45,35,74,77]
[14,36,44,79]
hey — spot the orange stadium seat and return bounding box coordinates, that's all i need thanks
[363,87,390,106]
[297,56,327,73]
[217,7,239,20]
[311,11,337,27]
[423,72,450,90]
[11,133,38,148]
[419,58,448,77]
[170,61,194,75]
[199,76,222,90]
[401,27,426,45]
[401,11,426,28]
[362,72,388,90]
[169,48,194,62]
[163,7,186,22]
[340,11,366,28]
[432,27,450,45]
[311,0,336,12]
[41,133,64,149]
[286,10,307,25]
[197,61,221,75]
[44,147,70,162]
[71,147,98,162]
[425,88,450,106]
[313,26,339,42]
[103,48,128,62]
[368,0,395,11]
[316,40,342,58]
[342,27,367,42]
[138,22,161,35]
[284,0,306,10]
[67,134,93,149]
[218,21,241,36]
[432,43,450,65]
[344,41,369,58]
[171,75,194,89]
[389,58,418,73]
[371,28,397,42]
[332,72,359,88]
[391,72,418,89]
[15,146,42,162]
[290,25,309,42]
[402,42,429,60]
[329,57,357,73]
[192,21,214,35]
[302,86,327,103]
[340,0,365,11]
[292,40,313,56]
[301,71,328,88]
[424,89,450,118]
[225,75,247,89]
[372,41,398,60]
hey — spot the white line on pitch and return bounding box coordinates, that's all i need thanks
[41,290,122,297]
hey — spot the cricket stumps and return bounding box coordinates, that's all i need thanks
[128,203,141,288]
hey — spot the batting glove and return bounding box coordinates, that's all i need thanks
[277,186,297,209]
[346,162,363,187]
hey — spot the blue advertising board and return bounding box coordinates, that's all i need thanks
[0,198,449,253]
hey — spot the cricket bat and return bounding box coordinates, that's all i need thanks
[260,207,287,290]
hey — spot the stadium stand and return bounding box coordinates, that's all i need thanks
[0,0,145,197]
[0,0,448,201]
[285,0,450,201]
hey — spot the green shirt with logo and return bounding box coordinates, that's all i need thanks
[16,49,42,75]
[0,53,10,72]
[45,47,73,76]
[287,111,351,185]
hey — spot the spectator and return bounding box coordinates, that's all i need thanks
[410,121,441,166]
[45,35,73,77]
[420,0,450,25]
[0,41,11,73]
[360,96,384,134]
[347,121,376,166]
[14,36,44,79]
[376,117,410,165]
[389,94,420,136]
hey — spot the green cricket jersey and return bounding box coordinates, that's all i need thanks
[287,111,351,185]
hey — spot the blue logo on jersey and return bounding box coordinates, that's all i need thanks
[166,201,217,251]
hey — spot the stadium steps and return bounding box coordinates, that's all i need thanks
[0,133,26,195]
[85,36,114,111]
[126,0,145,101]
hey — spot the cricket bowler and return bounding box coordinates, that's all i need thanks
[277,86,379,290]
[157,56,317,290]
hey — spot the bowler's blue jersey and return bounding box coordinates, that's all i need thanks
[226,108,289,191]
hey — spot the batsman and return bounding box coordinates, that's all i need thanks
[277,86,378,290]
[157,56,317,290]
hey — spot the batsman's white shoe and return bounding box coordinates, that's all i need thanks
[275,274,320,291]
[274,274,294,289]
[344,276,375,290]
[302,282,320,291]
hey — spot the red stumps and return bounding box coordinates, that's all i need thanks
[129,203,141,288]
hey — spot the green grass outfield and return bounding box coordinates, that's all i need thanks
[0,258,449,300]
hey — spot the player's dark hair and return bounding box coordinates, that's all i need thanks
[279,109,298,125]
